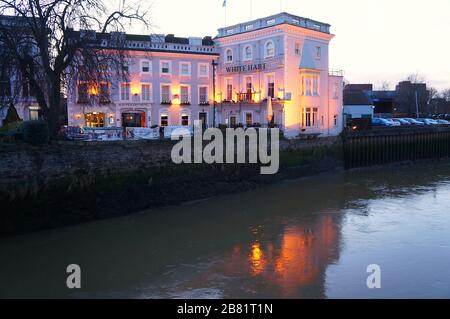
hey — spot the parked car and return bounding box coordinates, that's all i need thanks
[436,119,450,125]
[393,118,411,125]
[403,118,425,125]
[417,118,439,125]
[384,119,401,126]
[372,118,394,126]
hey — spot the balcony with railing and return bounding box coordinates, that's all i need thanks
[329,69,344,77]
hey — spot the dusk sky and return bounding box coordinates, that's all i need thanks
[115,0,450,91]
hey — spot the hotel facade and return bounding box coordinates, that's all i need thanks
[67,12,344,138]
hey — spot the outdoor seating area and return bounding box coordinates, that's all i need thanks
[64,126,194,141]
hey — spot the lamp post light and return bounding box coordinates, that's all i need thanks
[212,59,219,127]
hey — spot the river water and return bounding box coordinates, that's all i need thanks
[1,162,450,299]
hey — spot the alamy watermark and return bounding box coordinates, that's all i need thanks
[366,264,381,289]
[170,120,280,175]
[66,264,81,289]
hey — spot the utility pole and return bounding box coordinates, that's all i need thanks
[415,90,419,118]
[212,59,218,127]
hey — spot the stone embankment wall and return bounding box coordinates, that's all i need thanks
[0,137,343,236]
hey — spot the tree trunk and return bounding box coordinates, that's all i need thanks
[48,79,62,139]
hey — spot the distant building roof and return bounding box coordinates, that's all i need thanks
[67,29,218,56]
[368,90,398,102]
[216,12,331,38]
[344,84,373,93]
[344,91,373,105]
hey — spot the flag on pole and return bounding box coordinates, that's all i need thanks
[223,0,227,7]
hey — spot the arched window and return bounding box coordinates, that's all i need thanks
[244,45,252,61]
[226,49,233,62]
[265,41,275,58]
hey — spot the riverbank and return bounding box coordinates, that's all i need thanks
[0,137,343,237]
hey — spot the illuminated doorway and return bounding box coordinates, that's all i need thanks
[122,112,145,127]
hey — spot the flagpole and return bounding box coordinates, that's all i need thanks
[225,2,227,27]
[223,0,228,27]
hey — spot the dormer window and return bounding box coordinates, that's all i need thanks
[243,45,252,61]
[226,49,233,62]
[265,41,275,58]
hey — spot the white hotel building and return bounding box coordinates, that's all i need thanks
[67,12,343,138]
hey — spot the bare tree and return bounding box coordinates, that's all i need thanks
[427,87,439,114]
[428,87,438,104]
[442,89,450,101]
[380,81,390,91]
[407,72,425,84]
[0,30,31,122]
[0,0,150,138]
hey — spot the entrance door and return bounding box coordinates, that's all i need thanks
[229,116,237,127]
[245,112,253,127]
[122,112,143,128]
[199,112,207,128]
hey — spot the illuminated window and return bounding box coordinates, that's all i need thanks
[267,74,275,98]
[141,84,151,101]
[29,106,40,120]
[120,83,131,101]
[85,112,105,128]
[226,78,233,101]
[245,76,252,101]
[226,49,233,62]
[265,41,275,58]
[244,45,252,61]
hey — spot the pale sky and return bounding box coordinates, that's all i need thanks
[114,0,450,91]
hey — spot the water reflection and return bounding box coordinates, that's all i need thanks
[220,214,341,298]
[1,163,450,298]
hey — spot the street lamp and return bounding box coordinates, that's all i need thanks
[212,59,219,127]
